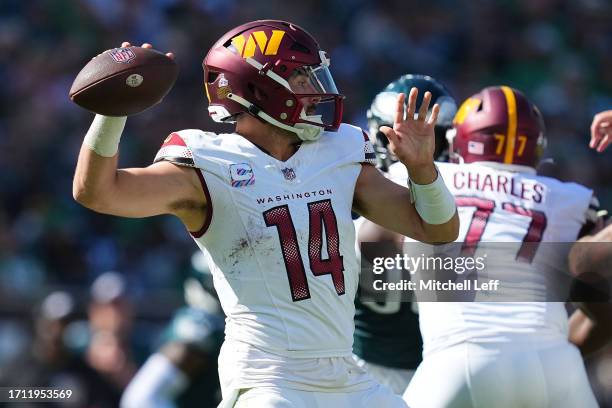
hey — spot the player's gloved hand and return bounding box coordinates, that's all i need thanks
[379,88,440,184]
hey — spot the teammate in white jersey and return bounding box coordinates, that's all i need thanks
[72,20,458,407]
[390,86,600,407]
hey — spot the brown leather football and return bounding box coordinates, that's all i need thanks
[69,46,178,116]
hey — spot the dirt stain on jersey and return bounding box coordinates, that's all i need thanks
[224,217,279,272]
[228,238,250,267]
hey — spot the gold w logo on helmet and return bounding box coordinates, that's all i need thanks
[454,97,481,125]
[230,30,285,58]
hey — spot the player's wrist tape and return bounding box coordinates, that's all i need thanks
[83,114,127,157]
[409,168,456,225]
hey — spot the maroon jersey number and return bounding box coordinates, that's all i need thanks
[455,196,495,256]
[455,196,547,263]
[501,203,547,263]
[263,199,345,302]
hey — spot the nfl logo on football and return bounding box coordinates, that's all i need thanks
[110,47,136,64]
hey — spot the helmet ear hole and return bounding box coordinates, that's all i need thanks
[476,101,484,112]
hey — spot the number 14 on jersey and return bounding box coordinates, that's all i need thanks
[264,199,345,302]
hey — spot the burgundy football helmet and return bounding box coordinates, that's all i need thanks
[447,86,546,167]
[203,20,344,141]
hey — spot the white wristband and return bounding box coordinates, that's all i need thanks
[409,168,456,225]
[83,114,127,157]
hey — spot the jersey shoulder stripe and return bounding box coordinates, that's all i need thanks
[154,129,219,167]
[328,123,376,166]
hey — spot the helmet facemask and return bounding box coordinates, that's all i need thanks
[283,60,343,140]
[222,57,343,141]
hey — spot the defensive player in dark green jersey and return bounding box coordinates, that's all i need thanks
[353,75,457,394]
[121,253,224,408]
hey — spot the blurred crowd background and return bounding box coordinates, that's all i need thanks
[0,0,610,406]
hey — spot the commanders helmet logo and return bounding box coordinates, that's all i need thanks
[229,30,285,59]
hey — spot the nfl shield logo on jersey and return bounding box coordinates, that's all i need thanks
[281,167,296,181]
[109,47,136,64]
[229,163,255,187]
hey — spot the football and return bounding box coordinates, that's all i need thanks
[69,46,178,116]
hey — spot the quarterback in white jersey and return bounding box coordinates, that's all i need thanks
[396,86,599,407]
[72,20,459,408]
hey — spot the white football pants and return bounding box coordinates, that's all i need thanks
[404,341,597,408]
[229,384,407,408]
[353,355,416,395]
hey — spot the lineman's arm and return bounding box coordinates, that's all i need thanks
[568,305,612,357]
[567,215,612,356]
[569,223,612,280]
[72,116,207,232]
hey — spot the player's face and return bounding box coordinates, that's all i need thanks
[288,68,320,114]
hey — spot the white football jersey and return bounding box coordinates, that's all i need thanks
[388,161,597,355]
[155,124,375,358]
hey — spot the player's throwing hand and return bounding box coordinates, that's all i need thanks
[120,41,175,59]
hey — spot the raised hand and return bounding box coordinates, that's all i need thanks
[590,110,612,153]
[379,87,439,184]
